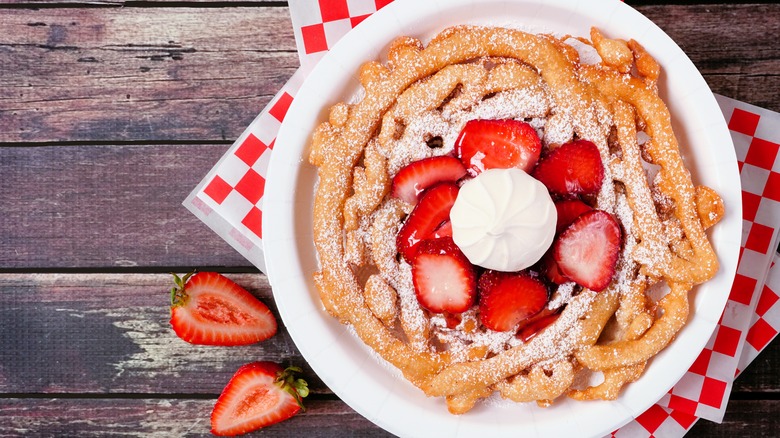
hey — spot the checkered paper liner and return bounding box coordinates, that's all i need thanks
[618,253,780,437]
[184,70,305,273]
[653,96,780,423]
[184,1,780,435]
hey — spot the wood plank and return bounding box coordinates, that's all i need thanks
[1,5,778,144]
[0,398,393,437]
[0,144,252,269]
[1,273,777,395]
[0,272,778,435]
[732,340,780,394]
[0,7,298,143]
[639,3,780,113]
[0,397,777,437]
[0,273,334,393]
[688,399,780,437]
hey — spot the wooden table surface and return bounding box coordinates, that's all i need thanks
[1,1,778,436]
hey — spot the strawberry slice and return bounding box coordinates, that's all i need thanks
[170,272,277,346]
[455,119,541,175]
[555,199,593,234]
[396,182,459,262]
[553,210,621,292]
[531,139,604,195]
[443,312,462,329]
[211,362,309,436]
[516,309,562,343]
[477,270,549,332]
[541,251,570,284]
[412,237,477,314]
[432,220,453,239]
[391,156,467,205]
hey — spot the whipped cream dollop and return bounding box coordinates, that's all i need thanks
[450,168,557,272]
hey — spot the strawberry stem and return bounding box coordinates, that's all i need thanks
[275,366,309,411]
[170,271,195,307]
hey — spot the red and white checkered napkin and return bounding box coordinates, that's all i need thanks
[289,0,393,70]
[617,252,780,437]
[612,98,780,436]
[652,97,780,423]
[184,1,780,435]
[183,70,304,272]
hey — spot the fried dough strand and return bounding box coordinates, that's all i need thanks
[309,25,723,413]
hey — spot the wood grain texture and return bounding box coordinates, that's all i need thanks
[689,400,780,437]
[0,273,777,395]
[0,144,251,269]
[0,397,776,437]
[0,273,334,393]
[0,7,298,143]
[732,344,780,394]
[0,4,777,143]
[0,398,393,437]
[1,1,778,436]
[639,3,780,113]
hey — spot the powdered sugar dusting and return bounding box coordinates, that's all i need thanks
[308,24,717,412]
[341,32,623,366]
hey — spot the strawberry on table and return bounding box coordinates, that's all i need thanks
[391,155,467,205]
[169,272,277,346]
[412,237,477,314]
[477,270,549,332]
[211,362,309,436]
[553,210,621,292]
[396,182,459,262]
[532,139,604,195]
[455,119,541,175]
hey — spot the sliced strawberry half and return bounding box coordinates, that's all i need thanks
[554,199,593,234]
[455,119,541,175]
[478,270,549,332]
[396,182,459,262]
[553,210,621,292]
[541,251,570,284]
[532,139,605,195]
[412,237,477,314]
[432,220,453,239]
[170,272,277,346]
[211,362,309,436]
[391,155,467,205]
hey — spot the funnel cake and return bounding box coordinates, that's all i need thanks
[308,25,724,414]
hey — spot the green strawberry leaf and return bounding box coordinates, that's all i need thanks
[276,366,309,411]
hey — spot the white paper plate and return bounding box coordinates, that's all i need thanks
[264,0,742,436]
